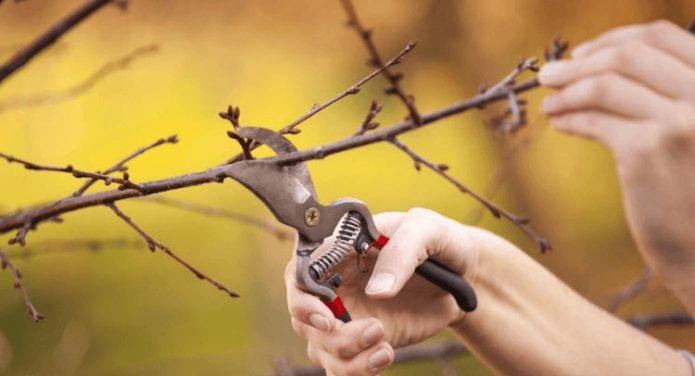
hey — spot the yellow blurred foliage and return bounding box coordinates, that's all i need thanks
[0,0,693,374]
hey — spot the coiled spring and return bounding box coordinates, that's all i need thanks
[309,213,361,280]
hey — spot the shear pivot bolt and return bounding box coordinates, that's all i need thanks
[305,207,320,226]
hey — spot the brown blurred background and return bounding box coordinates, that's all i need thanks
[1,0,694,374]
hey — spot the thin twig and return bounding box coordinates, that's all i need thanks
[0,250,44,322]
[607,268,652,313]
[5,238,141,260]
[626,310,694,330]
[139,196,291,240]
[0,152,146,192]
[7,220,33,246]
[0,44,158,113]
[389,138,549,252]
[0,0,116,84]
[353,99,381,136]
[464,119,547,225]
[107,203,239,298]
[222,41,416,165]
[72,134,178,197]
[340,0,421,124]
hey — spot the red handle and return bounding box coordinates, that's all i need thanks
[322,296,351,323]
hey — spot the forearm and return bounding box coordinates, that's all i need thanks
[451,232,690,376]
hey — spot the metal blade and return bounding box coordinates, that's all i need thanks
[237,127,316,198]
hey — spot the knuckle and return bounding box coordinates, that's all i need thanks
[583,74,615,103]
[407,207,433,218]
[306,343,327,367]
[291,318,306,337]
[648,19,677,35]
[606,42,641,70]
[341,365,364,376]
[334,339,353,358]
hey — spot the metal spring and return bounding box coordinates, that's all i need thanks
[309,213,361,280]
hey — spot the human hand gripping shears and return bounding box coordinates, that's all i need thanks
[222,126,477,322]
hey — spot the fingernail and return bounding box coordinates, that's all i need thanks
[366,273,396,294]
[309,313,331,332]
[362,323,384,347]
[368,348,392,370]
[538,62,565,85]
[541,95,556,113]
[571,43,591,57]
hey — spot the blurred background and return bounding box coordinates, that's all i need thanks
[1,0,694,374]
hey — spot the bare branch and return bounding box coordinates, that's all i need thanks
[140,196,291,240]
[0,0,117,84]
[284,43,414,131]
[0,44,158,113]
[0,152,147,192]
[389,138,549,252]
[354,99,381,136]
[107,203,239,298]
[7,221,33,246]
[339,0,421,124]
[608,268,652,313]
[5,238,141,260]
[222,42,416,165]
[626,310,694,330]
[464,122,547,225]
[72,134,178,197]
[0,250,44,322]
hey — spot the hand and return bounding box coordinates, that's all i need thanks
[539,20,695,308]
[284,208,483,376]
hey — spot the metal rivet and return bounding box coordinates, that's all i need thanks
[305,207,320,226]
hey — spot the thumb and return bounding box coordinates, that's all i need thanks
[366,208,448,299]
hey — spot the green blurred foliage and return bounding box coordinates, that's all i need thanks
[0,0,694,374]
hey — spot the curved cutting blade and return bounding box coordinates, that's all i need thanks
[237,127,316,198]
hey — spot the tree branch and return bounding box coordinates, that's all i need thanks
[0,44,158,113]
[4,238,141,260]
[339,0,421,124]
[0,250,44,322]
[139,196,291,240]
[72,134,178,197]
[389,138,549,251]
[107,203,239,298]
[626,310,694,330]
[0,0,117,84]
[0,152,147,192]
[607,268,652,313]
[222,41,416,165]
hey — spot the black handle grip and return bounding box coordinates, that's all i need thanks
[415,258,477,312]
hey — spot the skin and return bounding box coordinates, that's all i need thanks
[285,20,695,376]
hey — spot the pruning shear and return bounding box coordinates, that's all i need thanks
[223,126,477,322]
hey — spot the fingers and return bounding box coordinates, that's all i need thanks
[541,72,676,121]
[285,260,335,332]
[303,319,394,376]
[548,110,640,146]
[367,208,465,299]
[571,20,695,68]
[540,41,695,100]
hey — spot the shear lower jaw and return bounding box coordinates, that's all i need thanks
[295,243,337,301]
